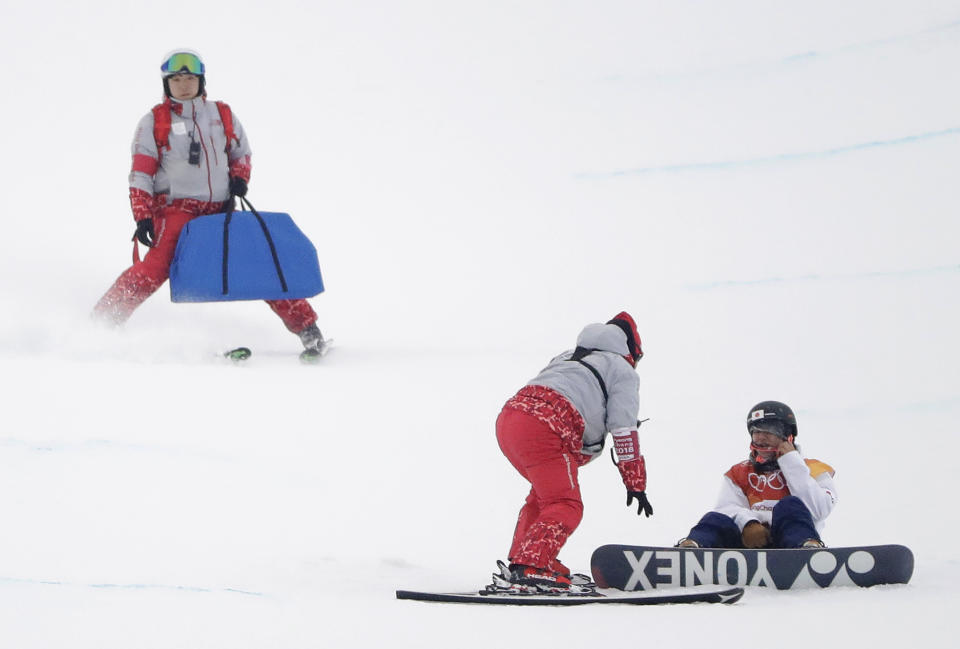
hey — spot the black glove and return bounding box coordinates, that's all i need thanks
[134,218,155,247]
[229,176,248,197]
[626,491,653,517]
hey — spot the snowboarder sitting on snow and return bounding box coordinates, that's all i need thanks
[676,401,837,550]
[495,312,651,592]
[92,49,326,354]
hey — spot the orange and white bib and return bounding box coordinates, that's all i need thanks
[725,459,834,510]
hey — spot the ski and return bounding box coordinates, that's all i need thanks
[396,585,744,606]
[300,338,334,364]
[224,347,252,362]
[220,339,333,364]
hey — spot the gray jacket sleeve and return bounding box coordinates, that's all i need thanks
[129,112,159,195]
[603,357,641,432]
[228,112,252,166]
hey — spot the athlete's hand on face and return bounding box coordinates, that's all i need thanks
[777,439,796,456]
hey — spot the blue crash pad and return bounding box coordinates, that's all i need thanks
[170,210,324,302]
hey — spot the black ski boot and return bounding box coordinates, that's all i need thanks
[298,324,330,363]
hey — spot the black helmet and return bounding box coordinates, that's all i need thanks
[746,400,797,440]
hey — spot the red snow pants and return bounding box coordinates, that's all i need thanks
[496,406,586,573]
[93,206,317,333]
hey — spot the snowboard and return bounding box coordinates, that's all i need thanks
[396,585,744,606]
[590,544,914,591]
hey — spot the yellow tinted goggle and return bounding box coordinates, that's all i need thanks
[161,52,204,76]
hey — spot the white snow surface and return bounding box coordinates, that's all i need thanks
[1,1,959,647]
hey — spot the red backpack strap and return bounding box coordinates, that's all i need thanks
[152,103,172,152]
[215,101,239,151]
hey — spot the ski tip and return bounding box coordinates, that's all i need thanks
[224,347,252,362]
[299,340,333,364]
[299,348,323,364]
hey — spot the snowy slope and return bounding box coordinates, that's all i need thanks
[1,1,959,647]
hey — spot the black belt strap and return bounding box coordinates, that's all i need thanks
[568,346,608,402]
[221,196,289,295]
[221,211,232,295]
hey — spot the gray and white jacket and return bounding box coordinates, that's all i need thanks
[129,97,252,205]
[527,323,641,455]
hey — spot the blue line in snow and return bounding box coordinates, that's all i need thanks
[0,576,264,597]
[686,265,960,291]
[777,17,960,63]
[805,396,960,419]
[578,127,960,179]
[606,17,960,83]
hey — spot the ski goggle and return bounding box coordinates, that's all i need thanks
[748,420,785,438]
[161,52,205,77]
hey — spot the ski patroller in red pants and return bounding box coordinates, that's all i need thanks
[94,206,317,332]
[496,405,590,573]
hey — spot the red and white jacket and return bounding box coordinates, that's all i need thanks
[128,96,252,222]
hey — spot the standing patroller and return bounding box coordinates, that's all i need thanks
[494,312,652,593]
[93,49,326,355]
[676,400,837,549]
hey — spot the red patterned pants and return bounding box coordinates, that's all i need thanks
[94,206,317,333]
[496,406,587,572]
